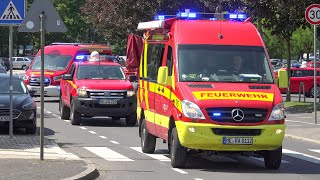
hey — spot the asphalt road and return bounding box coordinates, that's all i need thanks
[33,97,320,180]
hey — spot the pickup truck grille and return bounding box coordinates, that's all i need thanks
[0,109,21,119]
[88,90,126,98]
[206,108,268,123]
[29,77,50,86]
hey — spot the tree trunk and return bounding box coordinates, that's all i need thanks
[285,38,291,102]
[257,18,264,41]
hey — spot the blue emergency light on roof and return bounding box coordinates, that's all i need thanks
[75,55,85,60]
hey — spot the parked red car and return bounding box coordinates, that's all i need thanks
[276,67,320,97]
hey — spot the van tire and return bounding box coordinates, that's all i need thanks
[70,100,81,125]
[140,119,156,153]
[170,127,187,168]
[126,112,137,126]
[59,97,70,120]
[264,146,282,169]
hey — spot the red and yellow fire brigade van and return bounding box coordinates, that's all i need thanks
[135,11,289,169]
[23,43,112,97]
[59,55,137,126]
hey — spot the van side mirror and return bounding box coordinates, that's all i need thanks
[277,69,288,88]
[62,74,73,81]
[157,66,168,85]
[129,75,137,82]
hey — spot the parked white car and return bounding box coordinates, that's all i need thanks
[12,57,32,70]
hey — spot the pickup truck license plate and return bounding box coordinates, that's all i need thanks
[223,137,253,145]
[0,116,10,122]
[99,99,118,105]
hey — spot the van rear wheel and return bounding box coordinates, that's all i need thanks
[126,112,137,126]
[140,119,156,153]
[170,127,187,168]
[264,146,282,169]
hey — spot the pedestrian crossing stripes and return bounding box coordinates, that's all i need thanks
[84,147,133,162]
[83,146,320,165]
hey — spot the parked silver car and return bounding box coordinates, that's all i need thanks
[12,57,32,70]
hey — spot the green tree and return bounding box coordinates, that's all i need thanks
[292,26,314,60]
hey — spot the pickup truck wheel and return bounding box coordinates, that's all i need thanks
[126,112,137,126]
[70,101,81,125]
[264,146,282,169]
[140,120,156,153]
[170,127,187,168]
[59,97,70,120]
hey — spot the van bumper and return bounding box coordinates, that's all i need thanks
[175,121,285,151]
[27,85,60,97]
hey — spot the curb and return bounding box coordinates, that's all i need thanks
[285,134,320,144]
[64,159,99,180]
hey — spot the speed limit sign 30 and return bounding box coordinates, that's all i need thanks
[305,4,320,25]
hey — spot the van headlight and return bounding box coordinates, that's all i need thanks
[77,88,88,97]
[181,100,205,119]
[127,90,135,97]
[268,103,285,121]
[23,102,35,110]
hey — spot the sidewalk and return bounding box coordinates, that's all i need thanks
[0,135,98,180]
[285,112,320,144]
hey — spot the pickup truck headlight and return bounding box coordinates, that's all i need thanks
[127,90,135,97]
[53,75,62,81]
[181,100,205,119]
[77,88,88,97]
[22,102,35,110]
[268,103,285,121]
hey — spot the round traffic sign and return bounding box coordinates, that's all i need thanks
[305,4,320,25]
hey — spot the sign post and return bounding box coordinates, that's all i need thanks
[305,4,320,124]
[18,0,67,160]
[0,0,26,138]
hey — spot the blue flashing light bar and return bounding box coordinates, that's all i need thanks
[75,55,85,60]
[213,113,221,117]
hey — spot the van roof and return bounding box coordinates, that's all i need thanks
[172,20,263,46]
[36,44,112,56]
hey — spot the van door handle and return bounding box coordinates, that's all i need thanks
[158,87,161,92]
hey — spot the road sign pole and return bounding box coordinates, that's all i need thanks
[9,25,13,138]
[314,25,317,124]
[40,12,45,160]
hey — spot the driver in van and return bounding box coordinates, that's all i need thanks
[228,55,245,74]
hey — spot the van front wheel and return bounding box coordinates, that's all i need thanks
[170,127,187,168]
[140,119,156,153]
[264,146,282,169]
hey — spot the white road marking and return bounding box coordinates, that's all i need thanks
[51,114,59,118]
[46,111,52,114]
[283,149,320,164]
[64,120,70,123]
[37,107,40,109]
[84,147,133,161]
[89,131,97,134]
[110,141,119,144]
[309,149,320,154]
[171,168,188,174]
[130,147,171,161]
[79,127,87,130]
[99,136,107,139]
[194,178,204,180]
[286,120,320,126]
[251,157,290,164]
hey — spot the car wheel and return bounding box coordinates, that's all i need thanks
[26,124,37,134]
[170,127,187,168]
[140,119,156,153]
[126,112,137,126]
[59,96,70,120]
[70,100,81,125]
[264,146,282,169]
[309,86,320,98]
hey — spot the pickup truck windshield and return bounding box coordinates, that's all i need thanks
[31,55,72,70]
[178,45,274,83]
[77,65,125,80]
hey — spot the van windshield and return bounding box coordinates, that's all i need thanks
[178,45,274,83]
[31,54,72,70]
[77,65,125,80]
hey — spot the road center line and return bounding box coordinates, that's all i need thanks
[110,141,119,144]
[99,136,108,139]
[171,168,188,174]
[89,131,97,134]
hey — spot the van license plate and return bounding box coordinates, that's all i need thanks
[223,137,253,145]
[0,116,10,122]
[99,99,118,105]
